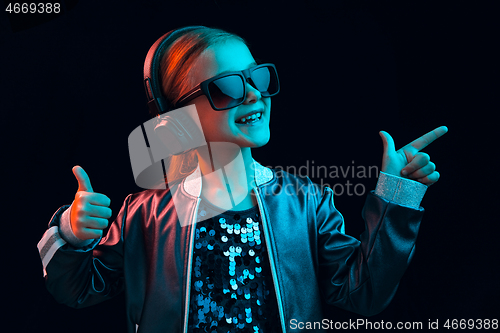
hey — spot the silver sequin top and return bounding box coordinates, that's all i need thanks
[187,200,280,333]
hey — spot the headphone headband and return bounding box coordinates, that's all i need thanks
[143,26,206,117]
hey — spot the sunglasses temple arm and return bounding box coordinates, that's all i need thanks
[176,86,204,107]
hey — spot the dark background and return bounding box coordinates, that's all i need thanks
[1,0,497,331]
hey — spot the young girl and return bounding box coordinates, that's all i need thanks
[37,26,447,333]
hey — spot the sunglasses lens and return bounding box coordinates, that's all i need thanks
[208,75,245,110]
[205,65,279,110]
[252,66,279,96]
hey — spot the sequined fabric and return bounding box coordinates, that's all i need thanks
[187,200,281,333]
[374,171,427,209]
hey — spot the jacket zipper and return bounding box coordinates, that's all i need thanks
[254,187,286,333]
[182,197,201,333]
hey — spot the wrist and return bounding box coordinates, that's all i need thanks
[375,171,427,209]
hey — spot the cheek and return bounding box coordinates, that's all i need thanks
[265,98,271,114]
[194,100,213,129]
[195,101,232,139]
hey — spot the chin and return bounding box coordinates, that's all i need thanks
[247,132,271,148]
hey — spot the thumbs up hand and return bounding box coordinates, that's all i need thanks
[70,166,112,240]
[379,126,448,186]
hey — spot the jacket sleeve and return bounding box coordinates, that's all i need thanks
[37,194,132,308]
[316,173,425,316]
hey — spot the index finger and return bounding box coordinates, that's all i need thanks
[407,126,448,151]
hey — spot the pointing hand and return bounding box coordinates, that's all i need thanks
[379,126,448,186]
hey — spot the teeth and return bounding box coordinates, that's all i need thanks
[237,112,262,124]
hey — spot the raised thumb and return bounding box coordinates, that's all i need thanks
[72,165,94,193]
[379,131,396,155]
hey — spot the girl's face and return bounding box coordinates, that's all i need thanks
[187,39,271,148]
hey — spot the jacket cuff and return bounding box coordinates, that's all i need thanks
[59,204,95,247]
[37,225,67,278]
[37,205,100,277]
[374,171,427,209]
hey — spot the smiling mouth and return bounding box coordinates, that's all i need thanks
[235,112,263,125]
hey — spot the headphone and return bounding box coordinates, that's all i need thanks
[143,26,206,155]
[131,26,247,195]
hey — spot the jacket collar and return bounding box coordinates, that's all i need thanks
[182,160,274,198]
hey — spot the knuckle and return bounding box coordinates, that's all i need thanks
[419,152,430,162]
[76,209,85,219]
[78,216,89,227]
[76,206,88,219]
[74,193,84,204]
[80,193,89,202]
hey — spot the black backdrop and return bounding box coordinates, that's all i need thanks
[1,0,497,332]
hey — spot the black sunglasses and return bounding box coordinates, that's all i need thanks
[175,63,280,111]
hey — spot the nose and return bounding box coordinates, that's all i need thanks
[243,80,261,104]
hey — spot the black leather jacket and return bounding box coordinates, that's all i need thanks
[39,162,423,333]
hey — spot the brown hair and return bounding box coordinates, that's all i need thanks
[158,26,247,184]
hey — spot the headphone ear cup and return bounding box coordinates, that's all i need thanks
[154,117,188,155]
[153,108,205,155]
